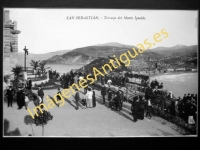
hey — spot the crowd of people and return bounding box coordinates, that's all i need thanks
[146,79,197,125]
[4,68,197,126]
[5,83,44,110]
[100,84,152,122]
[177,93,197,124]
[97,75,129,87]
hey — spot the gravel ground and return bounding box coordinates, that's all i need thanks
[3,87,191,137]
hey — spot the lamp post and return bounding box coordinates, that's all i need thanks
[23,46,28,72]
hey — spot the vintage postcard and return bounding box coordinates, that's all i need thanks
[3,8,198,137]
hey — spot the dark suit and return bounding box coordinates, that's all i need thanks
[17,90,25,109]
[138,99,146,119]
[92,91,96,107]
[101,86,107,104]
[75,91,80,110]
[131,99,140,122]
[6,89,14,107]
[116,90,124,110]
[28,80,32,89]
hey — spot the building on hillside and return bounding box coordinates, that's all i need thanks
[3,10,21,75]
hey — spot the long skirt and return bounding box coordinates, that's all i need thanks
[87,98,93,108]
[93,97,96,107]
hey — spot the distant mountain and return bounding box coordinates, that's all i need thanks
[43,44,162,65]
[41,43,197,72]
[95,42,135,49]
[149,45,197,56]
[17,49,71,67]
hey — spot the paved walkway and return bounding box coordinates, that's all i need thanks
[3,87,188,137]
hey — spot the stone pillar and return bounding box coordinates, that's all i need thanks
[4,10,10,23]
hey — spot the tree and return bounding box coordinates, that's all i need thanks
[30,60,40,77]
[39,61,46,74]
[24,115,35,136]
[33,110,53,136]
[30,60,40,70]
[11,65,23,88]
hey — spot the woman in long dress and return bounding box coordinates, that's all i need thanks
[86,88,93,108]
[92,88,96,107]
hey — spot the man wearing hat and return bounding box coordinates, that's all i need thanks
[37,85,44,108]
[16,87,25,109]
[6,86,14,107]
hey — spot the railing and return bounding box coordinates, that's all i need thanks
[151,106,196,134]
[90,81,197,135]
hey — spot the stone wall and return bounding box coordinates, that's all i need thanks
[3,10,20,75]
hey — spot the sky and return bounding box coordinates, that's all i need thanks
[5,8,198,54]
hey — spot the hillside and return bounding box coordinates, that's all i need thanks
[43,45,162,65]
[17,49,71,67]
[149,45,197,56]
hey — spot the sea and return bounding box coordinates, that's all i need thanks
[46,64,84,75]
[150,72,198,98]
[46,64,198,98]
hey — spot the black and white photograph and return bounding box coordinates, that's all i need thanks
[3,8,198,137]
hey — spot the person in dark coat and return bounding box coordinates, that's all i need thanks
[186,93,191,101]
[182,94,187,104]
[138,96,146,120]
[178,99,185,120]
[6,86,14,107]
[101,85,107,104]
[131,96,140,122]
[28,79,32,89]
[112,92,120,111]
[116,86,124,111]
[92,88,96,107]
[184,100,190,122]
[75,88,80,110]
[145,85,154,104]
[107,88,112,101]
[37,86,44,108]
[101,76,104,85]
[16,87,25,109]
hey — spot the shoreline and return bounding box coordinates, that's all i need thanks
[150,71,198,79]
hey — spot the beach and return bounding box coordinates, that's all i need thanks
[150,72,198,98]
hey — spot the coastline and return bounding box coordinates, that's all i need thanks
[150,71,198,79]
